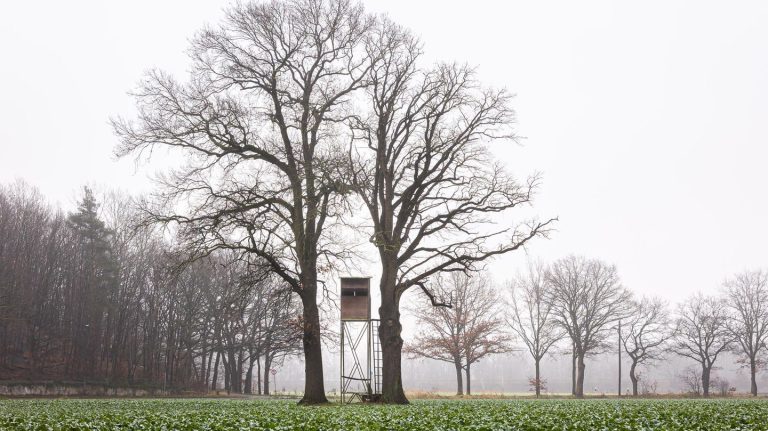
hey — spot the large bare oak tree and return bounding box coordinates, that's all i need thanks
[621,297,673,396]
[672,293,734,397]
[113,0,373,403]
[348,18,553,404]
[546,255,632,397]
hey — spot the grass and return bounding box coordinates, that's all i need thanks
[1,398,768,430]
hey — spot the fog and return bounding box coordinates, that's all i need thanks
[2,0,767,394]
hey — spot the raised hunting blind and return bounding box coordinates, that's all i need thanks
[340,277,370,320]
[339,277,382,403]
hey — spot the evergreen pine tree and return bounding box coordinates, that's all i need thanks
[66,186,118,377]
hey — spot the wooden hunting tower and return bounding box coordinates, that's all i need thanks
[340,277,370,321]
[339,277,381,403]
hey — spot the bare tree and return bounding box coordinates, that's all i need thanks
[724,269,768,396]
[405,272,511,396]
[0,182,71,380]
[112,0,377,404]
[672,293,733,397]
[546,255,632,397]
[506,262,564,397]
[347,17,553,404]
[255,278,304,395]
[621,297,673,396]
[678,366,702,396]
[711,374,734,397]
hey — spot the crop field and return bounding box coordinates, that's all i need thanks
[1,398,767,430]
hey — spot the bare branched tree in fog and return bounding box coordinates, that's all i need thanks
[347,18,553,404]
[205,258,303,395]
[724,270,768,396]
[506,262,564,397]
[678,366,703,396]
[621,297,673,396]
[0,182,74,379]
[405,272,511,396]
[253,276,304,395]
[113,0,374,404]
[546,255,632,397]
[673,293,733,397]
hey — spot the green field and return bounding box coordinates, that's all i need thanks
[1,398,767,430]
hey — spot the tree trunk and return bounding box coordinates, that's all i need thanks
[379,260,409,404]
[263,354,272,396]
[454,360,464,396]
[702,366,710,397]
[298,288,328,404]
[224,364,230,394]
[205,349,214,388]
[535,359,541,398]
[211,351,220,391]
[571,345,576,396]
[465,364,471,396]
[244,358,255,395]
[256,356,262,395]
[225,349,241,393]
[575,353,586,398]
[237,350,244,394]
[629,361,638,396]
[750,357,758,396]
[379,300,408,403]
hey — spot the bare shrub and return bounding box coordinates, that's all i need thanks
[678,366,702,396]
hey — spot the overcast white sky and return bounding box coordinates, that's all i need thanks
[2,0,767,305]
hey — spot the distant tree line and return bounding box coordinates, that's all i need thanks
[406,257,768,398]
[0,182,302,394]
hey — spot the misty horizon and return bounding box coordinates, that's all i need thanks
[2,0,767,404]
